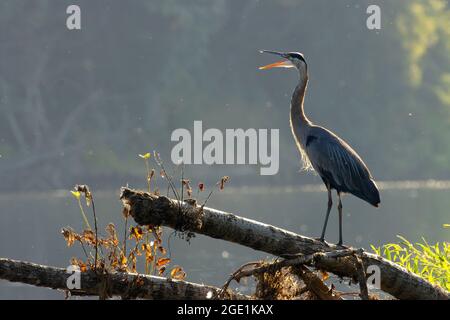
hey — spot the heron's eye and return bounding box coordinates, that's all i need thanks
[290,53,306,64]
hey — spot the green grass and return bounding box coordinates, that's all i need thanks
[372,230,450,292]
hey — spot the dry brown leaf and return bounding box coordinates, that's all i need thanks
[142,243,154,262]
[170,266,186,280]
[79,262,87,272]
[158,246,167,255]
[62,229,76,247]
[120,254,128,266]
[219,176,230,190]
[70,257,87,272]
[156,257,171,267]
[129,252,137,273]
[320,271,329,281]
[158,266,166,276]
[82,229,96,244]
[106,223,116,237]
[130,226,143,241]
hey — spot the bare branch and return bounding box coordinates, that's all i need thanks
[294,266,342,300]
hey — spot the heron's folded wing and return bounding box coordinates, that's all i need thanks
[306,133,371,192]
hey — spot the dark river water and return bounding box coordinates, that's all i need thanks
[1,181,449,299]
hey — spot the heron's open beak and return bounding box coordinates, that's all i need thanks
[259,60,293,70]
[259,50,294,70]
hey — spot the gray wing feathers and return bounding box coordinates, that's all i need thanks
[306,127,372,192]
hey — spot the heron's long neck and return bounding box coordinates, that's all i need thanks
[290,71,311,142]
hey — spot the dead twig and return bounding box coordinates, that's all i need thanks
[294,265,342,300]
[217,261,263,298]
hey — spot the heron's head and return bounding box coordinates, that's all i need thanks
[259,50,307,75]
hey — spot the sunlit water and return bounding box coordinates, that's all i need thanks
[1,181,449,299]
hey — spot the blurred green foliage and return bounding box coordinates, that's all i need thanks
[372,232,450,292]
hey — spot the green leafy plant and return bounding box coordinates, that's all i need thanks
[371,230,450,291]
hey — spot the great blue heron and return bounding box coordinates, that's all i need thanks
[259,50,380,245]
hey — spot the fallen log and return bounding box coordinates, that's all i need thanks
[0,258,248,300]
[120,187,450,300]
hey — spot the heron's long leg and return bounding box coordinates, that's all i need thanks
[337,192,343,246]
[319,185,332,241]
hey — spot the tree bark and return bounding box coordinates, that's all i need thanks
[120,187,450,300]
[0,258,248,300]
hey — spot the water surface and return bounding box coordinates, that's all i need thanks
[1,182,449,299]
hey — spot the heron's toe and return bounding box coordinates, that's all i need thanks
[336,242,349,249]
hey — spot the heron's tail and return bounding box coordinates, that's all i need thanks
[364,179,380,207]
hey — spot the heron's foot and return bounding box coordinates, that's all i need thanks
[314,237,325,242]
[336,242,349,249]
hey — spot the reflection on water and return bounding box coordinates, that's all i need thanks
[1,180,449,299]
[221,179,450,194]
